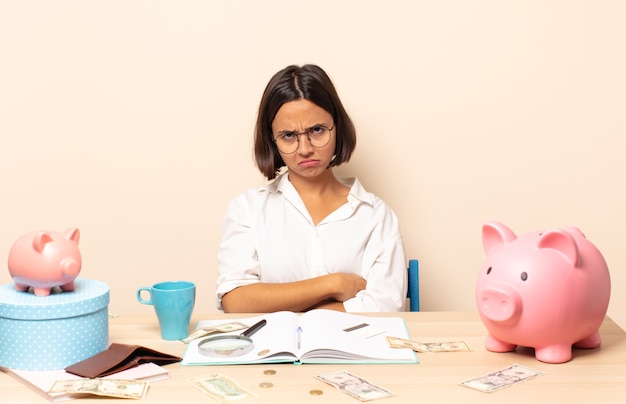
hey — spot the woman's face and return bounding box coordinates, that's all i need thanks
[271,99,336,180]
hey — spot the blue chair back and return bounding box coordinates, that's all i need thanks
[407,259,420,311]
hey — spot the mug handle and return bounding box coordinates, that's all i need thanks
[136,287,153,305]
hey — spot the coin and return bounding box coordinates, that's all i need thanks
[257,349,270,356]
[259,382,273,388]
[263,369,276,375]
[309,389,323,396]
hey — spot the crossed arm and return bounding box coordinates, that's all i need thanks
[221,273,366,313]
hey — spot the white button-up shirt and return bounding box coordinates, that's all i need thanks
[216,172,407,312]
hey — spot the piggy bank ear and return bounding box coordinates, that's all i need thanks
[63,228,80,244]
[33,232,54,253]
[537,229,580,267]
[563,226,586,239]
[482,221,517,255]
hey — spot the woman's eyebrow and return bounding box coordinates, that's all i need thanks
[276,123,328,134]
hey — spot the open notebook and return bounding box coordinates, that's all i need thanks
[182,309,417,366]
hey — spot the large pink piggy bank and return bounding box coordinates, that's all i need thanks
[476,221,610,363]
[8,228,82,296]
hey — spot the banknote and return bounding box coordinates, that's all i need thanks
[188,373,257,402]
[315,370,394,401]
[49,378,148,399]
[181,321,249,343]
[459,364,544,393]
[386,336,471,352]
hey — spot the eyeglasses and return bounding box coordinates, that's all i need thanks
[272,124,335,154]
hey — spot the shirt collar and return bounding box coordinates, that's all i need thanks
[263,171,374,207]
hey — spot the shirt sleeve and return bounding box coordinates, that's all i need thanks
[215,191,262,310]
[342,203,408,312]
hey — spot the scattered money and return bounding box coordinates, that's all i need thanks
[263,369,276,375]
[386,336,471,352]
[315,370,394,401]
[49,378,148,399]
[459,364,544,393]
[188,373,257,403]
[181,321,249,343]
[259,382,273,388]
[309,389,324,396]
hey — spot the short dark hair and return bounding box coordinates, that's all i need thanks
[254,64,357,180]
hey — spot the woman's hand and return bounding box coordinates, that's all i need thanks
[326,273,366,302]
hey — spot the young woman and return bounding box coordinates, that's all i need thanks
[216,64,407,313]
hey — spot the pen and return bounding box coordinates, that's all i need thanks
[297,326,302,349]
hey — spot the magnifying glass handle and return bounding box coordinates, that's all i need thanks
[243,319,267,337]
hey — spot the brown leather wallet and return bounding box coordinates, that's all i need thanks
[64,343,182,378]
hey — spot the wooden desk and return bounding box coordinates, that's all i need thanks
[1,312,625,403]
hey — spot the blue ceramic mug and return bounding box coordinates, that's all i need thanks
[137,281,196,340]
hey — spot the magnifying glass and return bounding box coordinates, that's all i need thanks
[197,319,267,357]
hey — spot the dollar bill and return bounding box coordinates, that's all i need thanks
[49,378,148,399]
[188,373,257,402]
[315,370,394,401]
[386,336,471,352]
[459,364,544,393]
[181,321,249,343]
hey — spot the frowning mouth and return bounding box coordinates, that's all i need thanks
[298,159,320,168]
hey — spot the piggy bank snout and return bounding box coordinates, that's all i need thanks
[478,284,522,323]
[60,257,81,276]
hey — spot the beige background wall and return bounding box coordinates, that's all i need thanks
[1,1,624,329]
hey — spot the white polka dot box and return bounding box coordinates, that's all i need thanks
[0,279,109,371]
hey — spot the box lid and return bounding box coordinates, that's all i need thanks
[0,278,109,320]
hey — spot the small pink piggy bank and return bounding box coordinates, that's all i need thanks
[8,228,82,296]
[476,221,611,363]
